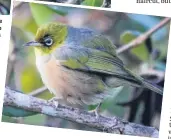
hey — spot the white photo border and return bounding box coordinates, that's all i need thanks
[0,0,171,139]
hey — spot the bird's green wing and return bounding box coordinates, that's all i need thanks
[53,33,163,94]
[53,45,138,83]
[81,35,117,56]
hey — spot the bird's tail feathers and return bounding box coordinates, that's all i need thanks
[123,67,163,95]
[141,79,163,95]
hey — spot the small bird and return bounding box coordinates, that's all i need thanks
[24,22,163,116]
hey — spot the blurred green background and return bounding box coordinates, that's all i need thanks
[35,0,111,8]
[1,1,170,132]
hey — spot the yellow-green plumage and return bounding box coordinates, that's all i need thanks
[24,22,163,106]
[34,22,68,55]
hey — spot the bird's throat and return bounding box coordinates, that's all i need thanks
[34,47,44,56]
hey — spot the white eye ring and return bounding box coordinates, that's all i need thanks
[44,37,53,46]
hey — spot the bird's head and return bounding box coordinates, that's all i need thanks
[24,22,68,55]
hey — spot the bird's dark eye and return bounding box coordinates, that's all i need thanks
[44,37,53,47]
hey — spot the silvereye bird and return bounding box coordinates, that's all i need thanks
[24,22,163,115]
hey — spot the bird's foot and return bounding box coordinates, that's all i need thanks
[48,97,59,109]
[89,109,99,119]
[88,103,102,119]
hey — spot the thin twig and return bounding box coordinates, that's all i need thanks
[29,86,47,96]
[4,87,159,138]
[116,17,171,54]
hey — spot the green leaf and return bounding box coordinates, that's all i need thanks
[88,87,124,115]
[1,115,18,123]
[99,87,127,117]
[20,65,54,100]
[120,31,150,61]
[46,5,68,16]
[30,3,63,26]
[35,91,54,100]
[23,114,46,126]
[2,106,38,117]
[30,3,54,26]
[82,0,104,7]
[20,65,43,93]
[24,17,38,35]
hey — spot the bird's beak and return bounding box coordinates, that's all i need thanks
[23,41,42,47]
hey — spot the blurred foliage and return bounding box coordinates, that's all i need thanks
[120,31,150,61]
[3,106,38,117]
[2,1,170,131]
[38,0,110,8]
[0,0,11,15]
[82,0,104,7]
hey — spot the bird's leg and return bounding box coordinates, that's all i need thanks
[89,103,102,119]
[48,97,59,109]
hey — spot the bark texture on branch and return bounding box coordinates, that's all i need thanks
[4,87,159,138]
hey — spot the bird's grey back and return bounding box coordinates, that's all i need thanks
[65,26,97,46]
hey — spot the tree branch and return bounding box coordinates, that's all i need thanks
[116,17,171,54]
[4,87,159,138]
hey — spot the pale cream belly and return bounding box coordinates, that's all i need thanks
[37,57,110,105]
